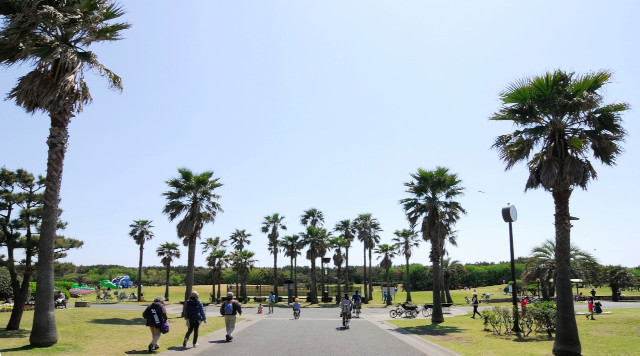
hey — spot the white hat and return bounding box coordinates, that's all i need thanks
[472,292,477,295]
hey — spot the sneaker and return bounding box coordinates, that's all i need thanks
[193,343,199,348]
[148,343,153,353]
[225,335,230,342]
[153,345,160,350]
[229,336,233,341]
[183,338,187,347]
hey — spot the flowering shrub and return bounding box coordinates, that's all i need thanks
[69,288,95,297]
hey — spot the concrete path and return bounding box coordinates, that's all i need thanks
[158,305,460,356]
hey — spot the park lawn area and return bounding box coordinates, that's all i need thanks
[0,307,228,355]
[388,307,640,356]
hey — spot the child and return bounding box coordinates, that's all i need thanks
[292,298,301,317]
[257,303,263,314]
[586,296,595,320]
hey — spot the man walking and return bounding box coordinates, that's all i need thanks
[268,291,276,314]
[220,292,242,342]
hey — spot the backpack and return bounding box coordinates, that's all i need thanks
[269,294,275,303]
[223,302,234,315]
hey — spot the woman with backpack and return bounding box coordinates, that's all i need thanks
[220,292,242,342]
[142,296,167,353]
[183,291,206,348]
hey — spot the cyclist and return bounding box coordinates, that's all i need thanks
[340,293,352,319]
[352,290,362,316]
[292,298,301,318]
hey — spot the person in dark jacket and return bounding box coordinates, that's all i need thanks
[220,292,242,342]
[143,296,167,353]
[183,291,206,348]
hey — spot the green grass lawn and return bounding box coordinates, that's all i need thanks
[0,306,227,355]
[388,308,640,356]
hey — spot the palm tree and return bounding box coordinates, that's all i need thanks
[229,229,251,296]
[156,242,181,301]
[400,167,466,323]
[211,250,229,301]
[491,70,629,356]
[334,220,356,293]
[300,208,324,228]
[0,1,130,346]
[521,239,598,301]
[230,250,256,301]
[129,220,154,302]
[442,258,464,304]
[375,243,397,305]
[330,237,349,299]
[261,213,287,298]
[163,168,223,308]
[392,229,419,302]
[354,213,381,302]
[201,237,227,302]
[300,226,330,303]
[281,234,302,297]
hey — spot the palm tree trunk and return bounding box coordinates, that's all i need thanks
[444,276,453,304]
[294,256,298,298]
[30,114,71,347]
[362,246,368,302]
[216,268,222,301]
[405,255,412,302]
[211,267,215,303]
[368,247,373,301]
[183,234,197,317]
[345,247,350,293]
[430,239,444,323]
[273,249,278,298]
[164,264,170,300]
[310,258,317,303]
[552,190,581,356]
[337,264,342,300]
[440,259,446,302]
[138,245,144,302]
[385,267,390,305]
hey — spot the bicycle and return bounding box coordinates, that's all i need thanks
[417,304,432,317]
[342,311,350,329]
[389,303,418,318]
[293,309,300,319]
[353,301,361,318]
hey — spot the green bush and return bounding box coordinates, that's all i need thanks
[528,301,556,336]
[481,302,556,337]
[0,268,12,301]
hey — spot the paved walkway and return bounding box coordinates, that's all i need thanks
[158,305,460,356]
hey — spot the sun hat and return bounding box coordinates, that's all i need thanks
[191,291,199,298]
[227,292,234,297]
[153,296,165,302]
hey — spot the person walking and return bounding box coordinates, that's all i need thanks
[590,288,596,298]
[220,292,242,342]
[183,291,206,349]
[268,291,275,314]
[586,296,595,320]
[143,296,167,353]
[470,292,481,319]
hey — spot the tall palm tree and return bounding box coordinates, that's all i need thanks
[300,226,330,303]
[300,208,324,228]
[375,243,397,305]
[0,1,130,346]
[230,250,256,301]
[330,237,348,299]
[201,237,227,301]
[163,168,223,308]
[392,229,419,302]
[334,219,356,293]
[129,220,154,302]
[400,167,466,323]
[491,70,628,356]
[229,229,251,296]
[156,242,181,301]
[521,239,598,301]
[281,234,302,298]
[261,213,287,298]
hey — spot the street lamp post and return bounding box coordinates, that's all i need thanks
[502,204,521,333]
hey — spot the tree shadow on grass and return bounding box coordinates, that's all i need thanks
[90,317,141,326]
[0,345,36,353]
[0,329,30,339]
[396,322,464,336]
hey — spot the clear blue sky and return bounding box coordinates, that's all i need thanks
[2,1,639,270]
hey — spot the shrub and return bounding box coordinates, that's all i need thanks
[481,302,556,337]
[0,269,12,301]
[528,301,556,336]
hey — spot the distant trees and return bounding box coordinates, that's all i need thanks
[300,226,330,303]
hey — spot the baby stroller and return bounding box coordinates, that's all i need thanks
[594,301,603,314]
